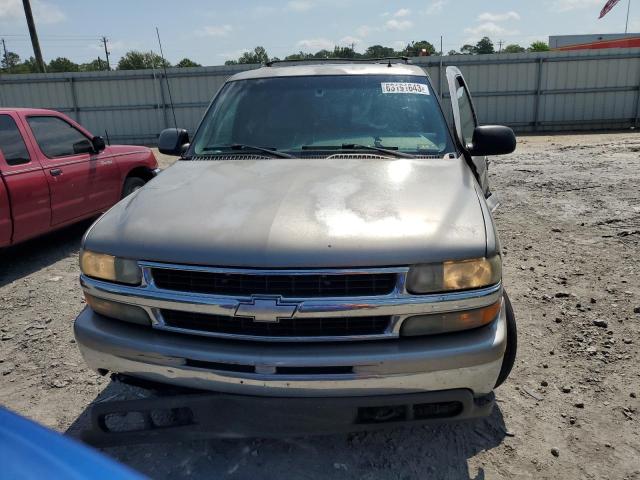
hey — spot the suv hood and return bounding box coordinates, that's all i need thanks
[84,157,488,268]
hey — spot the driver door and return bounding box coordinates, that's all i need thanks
[446,67,490,196]
[24,115,113,225]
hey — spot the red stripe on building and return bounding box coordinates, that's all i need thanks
[554,36,640,51]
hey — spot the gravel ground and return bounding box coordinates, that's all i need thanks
[1,132,639,479]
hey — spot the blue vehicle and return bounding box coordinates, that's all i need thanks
[0,407,144,480]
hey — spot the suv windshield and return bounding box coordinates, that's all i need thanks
[190,74,455,157]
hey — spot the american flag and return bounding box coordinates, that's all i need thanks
[599,0,621,18]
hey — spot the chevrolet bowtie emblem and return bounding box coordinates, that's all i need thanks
[235,297,299,323]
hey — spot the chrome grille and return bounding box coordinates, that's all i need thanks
[151,269,397,298]
[161,310,391,337]
[82,264,503,343]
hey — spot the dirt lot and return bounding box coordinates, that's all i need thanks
[1,132,639,479]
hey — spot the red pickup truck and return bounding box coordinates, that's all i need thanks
[0,108,159,247]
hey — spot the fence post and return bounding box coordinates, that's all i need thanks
[532,57,544,131]
[68,77,80,123]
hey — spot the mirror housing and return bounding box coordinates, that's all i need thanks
[468,125,516,156]
[73,139,94,155]
[158,128,189,156]
[91,136,106,153]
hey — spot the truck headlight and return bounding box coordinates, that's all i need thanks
[406,256,501,294]
[80,250,142,285]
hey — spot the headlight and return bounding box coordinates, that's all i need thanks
[406,256,501,294]
[80,250,142,285]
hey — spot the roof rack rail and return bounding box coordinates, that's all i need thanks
[264,56,410,67]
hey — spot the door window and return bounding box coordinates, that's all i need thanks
[0,115,31,166]
[455,77,477,147]
[27,116,90,159]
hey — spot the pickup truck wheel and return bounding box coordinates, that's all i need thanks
[494,291,517,388]
[122,177,146,198]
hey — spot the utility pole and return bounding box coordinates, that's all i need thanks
[498,40,504,53]
[625,0,631,34]
[22,0,46,73]
[1,39,8,71]
[101,36,111,70]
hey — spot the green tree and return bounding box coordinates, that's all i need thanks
[528,41,550,52]
[176,58,201,67]
[447,49,460,56]
[1,51,21,71]
[332,46,357,58]
[79,58,107,71]
[284,51,313,60]
[503,44,526,53]
[364,45,396,58]
[9,56,38,74]
[236,46,270,64]
[312,49,332,59]
[48,57,79,73]
[460,44,476,55]
[474,37,495,54]
[405,40,436,56]
[117,50,170,70]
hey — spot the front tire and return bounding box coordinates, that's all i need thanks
[122,176,146,199]
[494,291,517,388]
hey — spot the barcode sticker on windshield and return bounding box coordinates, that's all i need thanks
[381,82,429,95]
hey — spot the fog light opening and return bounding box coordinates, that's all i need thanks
[357,405,407,424]
[413,401,463,419]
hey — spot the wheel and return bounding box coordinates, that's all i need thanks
[122,176,146,198]
[494,291,517,388]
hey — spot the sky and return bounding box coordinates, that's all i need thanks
[0,0,639,66]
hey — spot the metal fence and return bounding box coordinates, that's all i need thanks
[1,48,638,144]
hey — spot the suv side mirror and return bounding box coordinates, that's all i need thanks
[73,139,94,155]
[158,128,189,156]
[468,125,516,156]
[91,136,106,153]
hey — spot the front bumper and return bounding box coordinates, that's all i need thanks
[73,301,506,398]
[83,386,494,445]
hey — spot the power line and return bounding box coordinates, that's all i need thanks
[0,34,102,39]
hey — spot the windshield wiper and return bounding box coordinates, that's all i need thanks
[201,144,294,159]
[301,143,415,159]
